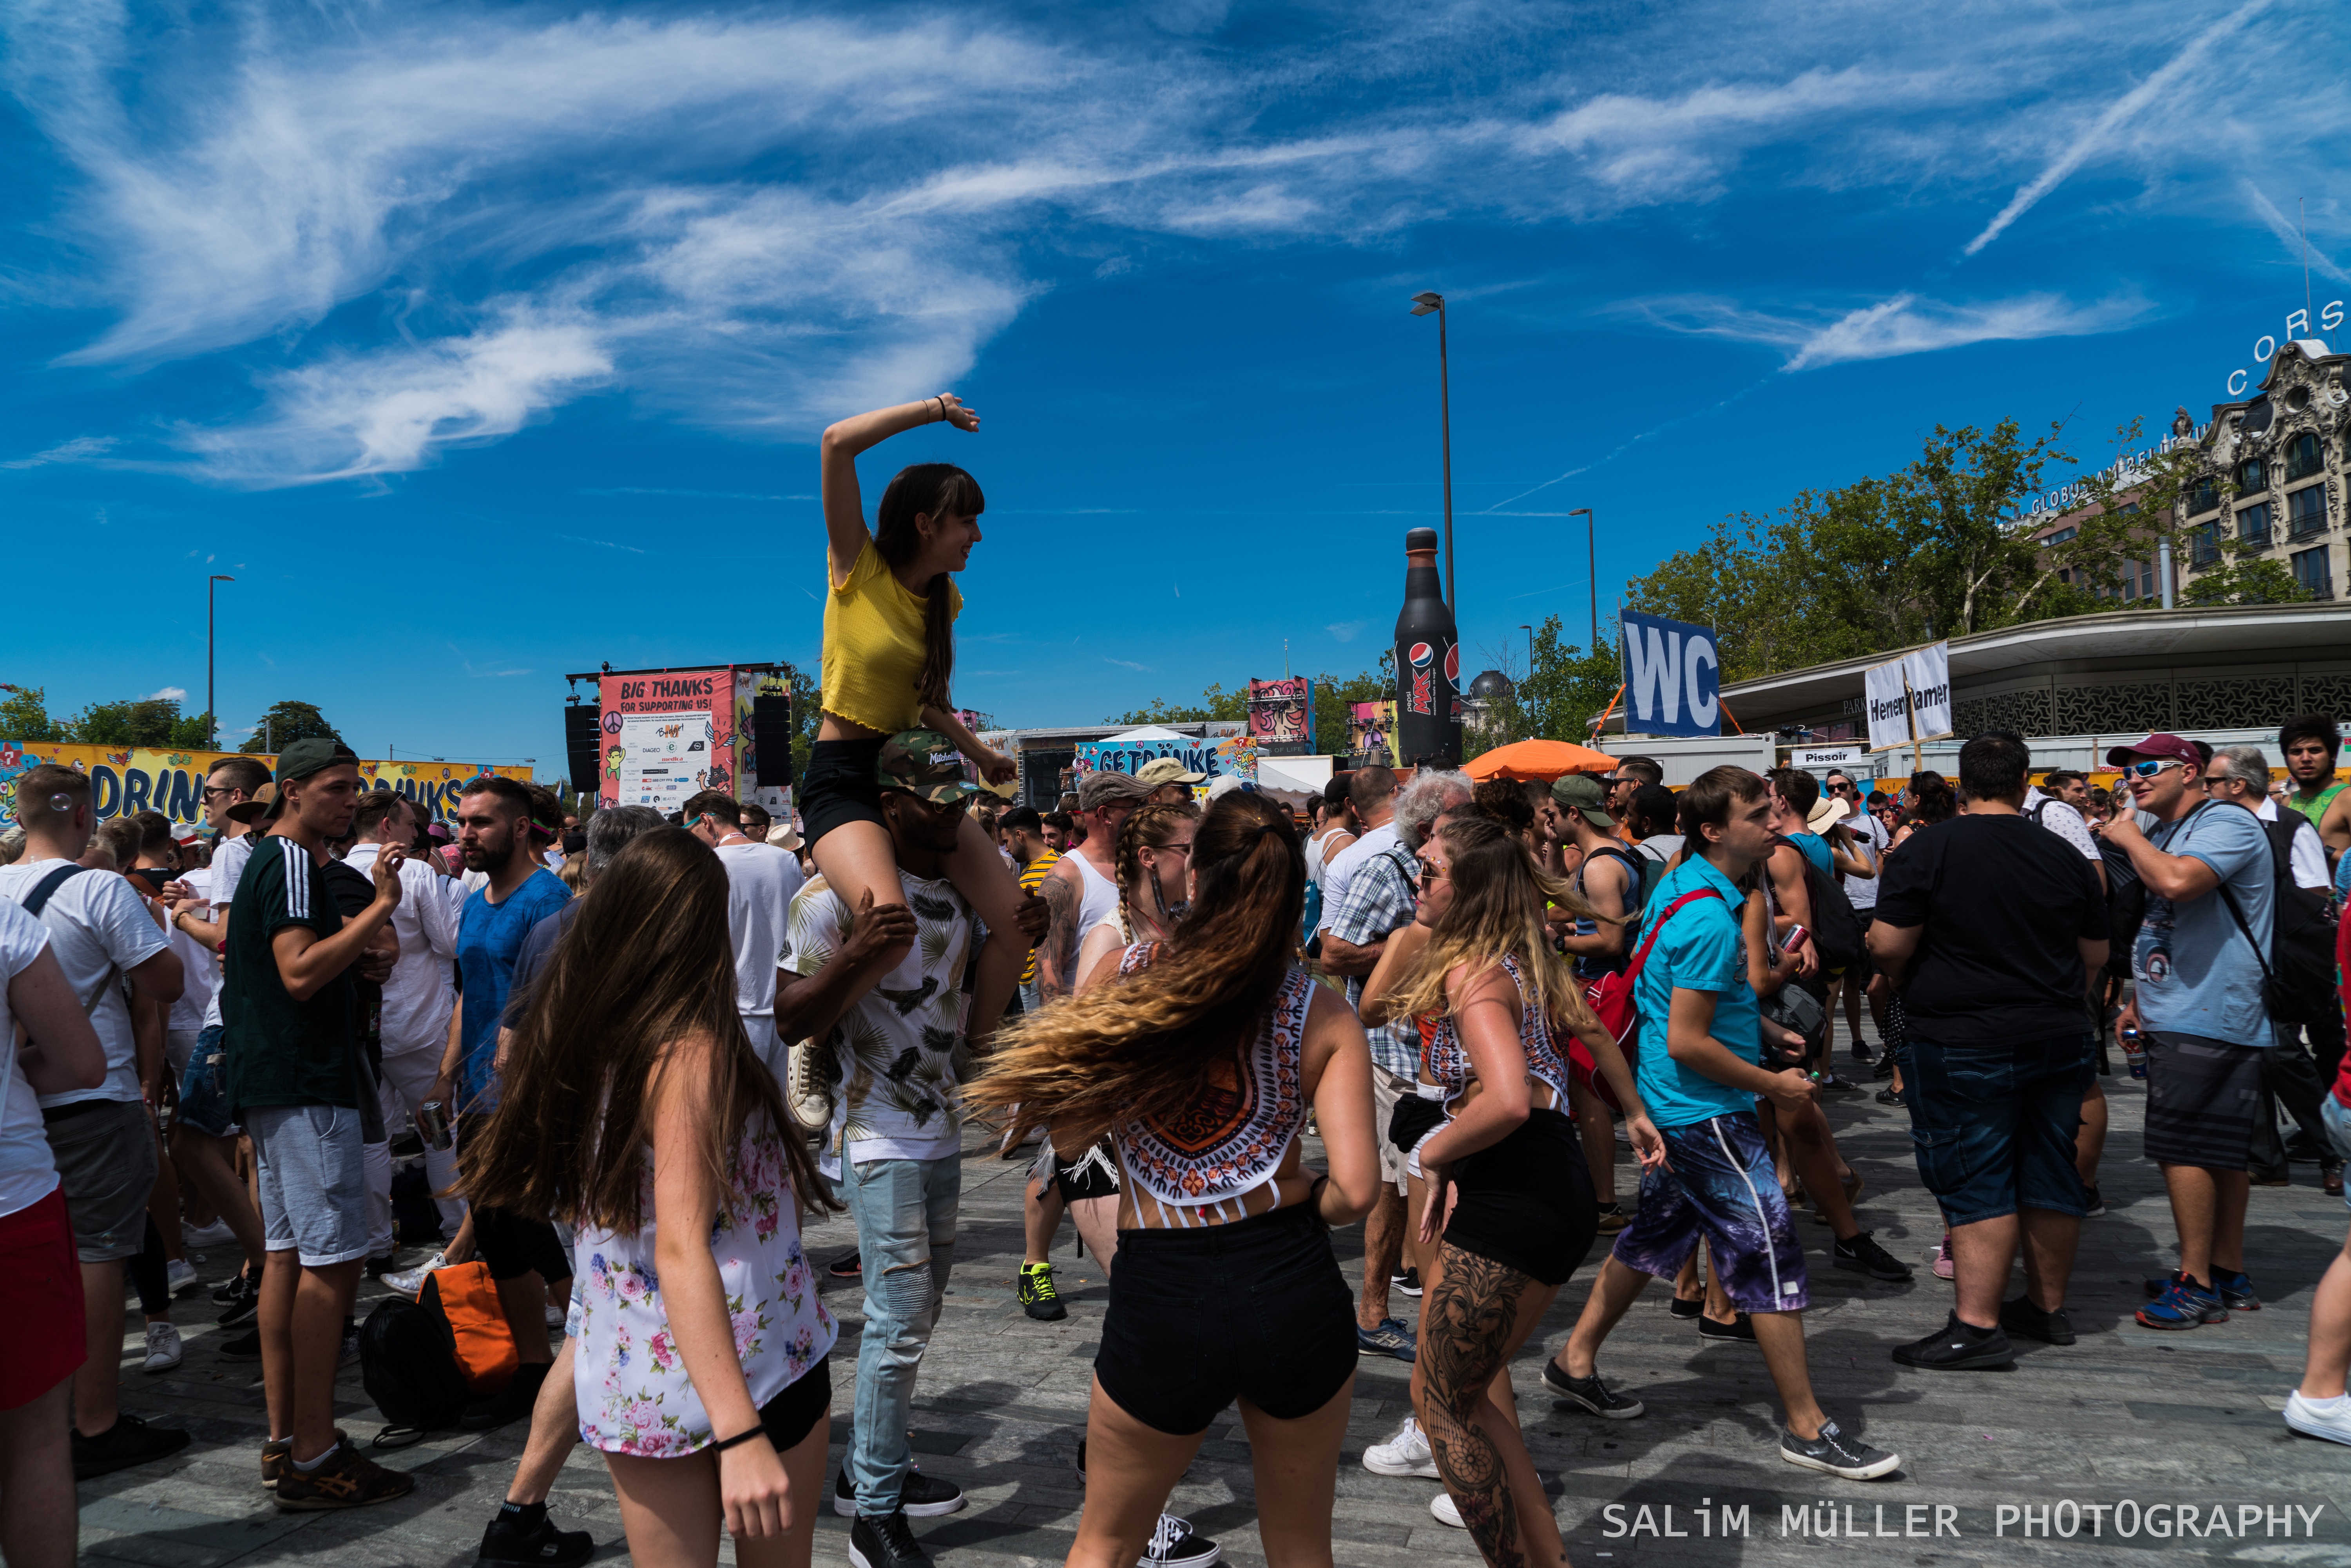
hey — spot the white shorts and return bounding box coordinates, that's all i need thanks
[248,1103,371,1267]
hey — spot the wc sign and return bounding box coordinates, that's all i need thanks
[1618,610,1722,737]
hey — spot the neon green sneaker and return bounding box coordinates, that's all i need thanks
[1018,1260,1067,1322]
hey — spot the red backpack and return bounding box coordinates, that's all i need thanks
[1572,889,1721,1111]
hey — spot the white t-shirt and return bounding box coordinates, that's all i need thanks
[1840,814,1890,910]
[200,831,257,1030]
[2255,797,2331,890]
[345,842,461,1052]
[165,866,216,1035]
[0,900,60,1219]
[1318,821,1399,935]
[0,859,169,1108]
[714,840,808,1073]
[2023,788,2101,863]
[1304,826,1356,889]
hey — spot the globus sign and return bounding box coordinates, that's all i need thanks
[2226,301,2345,397]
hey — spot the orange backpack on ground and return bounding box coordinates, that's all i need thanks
[420,1260,519,1396]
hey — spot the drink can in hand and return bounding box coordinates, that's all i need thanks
[416,1100,453,1151]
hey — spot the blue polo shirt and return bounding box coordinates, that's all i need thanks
[1633,852,1761,1130]
[456,868,572,1111]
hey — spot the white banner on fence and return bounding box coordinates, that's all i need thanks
[1863,641,1954,753]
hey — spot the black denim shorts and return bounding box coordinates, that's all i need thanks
[756,1357,832,1452]
[801,738,888,846]
[1096,1202,1355,1435]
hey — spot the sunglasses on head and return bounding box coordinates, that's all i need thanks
[2120,759,2182,780]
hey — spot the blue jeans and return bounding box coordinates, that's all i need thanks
[1904,1031,2093,1226]
[839,1154,960,1515]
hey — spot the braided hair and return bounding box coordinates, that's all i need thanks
[1113,800,1201,942]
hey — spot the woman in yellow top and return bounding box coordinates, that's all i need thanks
[811,395,1027,1032]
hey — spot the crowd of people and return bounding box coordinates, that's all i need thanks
[5,391,2351,1568]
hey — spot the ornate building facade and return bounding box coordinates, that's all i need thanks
[2177,339,2347,601]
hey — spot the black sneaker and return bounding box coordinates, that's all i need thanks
[1999,1296,2076,1346]
[364,1252,402,1280]
[849,1507,931,1568]
[1819,1074,1865,1096]
[1870,1056,1896,1081]
[1851,1041,1873,1063]
[2082,1186,2106,1219]
[1668,1295,1703,1320]
[1143,1512,1223,1563]
[1698,1312,1755,1342]
[1392,1266,1423,1298]
[217,1274,261,1326]
[835,1464,966,1518]
[1779,1417,1900,1479]
[1891,1311,2015,1370]
[827,1249,863,1280]
[1873,1087,1905,1107]
[212,1269,257,1306]
[1017,1261,1067,1322]
[1540,1360,1645,1418]
[218,1327,264,1362]
[478,1504,594,1565]
[1832,1230,1914,1282]
[72,1412,192,1479]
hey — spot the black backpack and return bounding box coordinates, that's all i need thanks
[1775,839,1866,971]
[2096,837,2144,980]
[358,1293,471,1445]
[2211,811,2340,1027]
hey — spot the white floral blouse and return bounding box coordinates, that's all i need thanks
[572,1113,836,1456]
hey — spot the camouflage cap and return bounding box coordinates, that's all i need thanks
[877,729,984,805]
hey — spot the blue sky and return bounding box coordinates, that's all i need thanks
[5,0,2347,776]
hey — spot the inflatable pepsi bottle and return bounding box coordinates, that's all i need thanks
[1394,527,1462,766]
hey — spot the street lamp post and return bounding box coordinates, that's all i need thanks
[1409,291,1455,615]
[1566,508,1597,649]
[206,574,235,750]
[1519,622,1535,741]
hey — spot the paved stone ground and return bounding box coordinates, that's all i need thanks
[78,1025,2351,1567]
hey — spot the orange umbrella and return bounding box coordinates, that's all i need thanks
[1464,738,1619,782]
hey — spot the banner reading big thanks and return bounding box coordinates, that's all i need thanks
[0,742,533,828]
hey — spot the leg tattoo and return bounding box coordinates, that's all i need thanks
[1423,1244,1540,1566]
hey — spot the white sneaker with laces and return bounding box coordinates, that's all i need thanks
[2286,1391,2351,1446]
[166,1258,201,1296]
[1363,1414,1440,1477]
[1430,1491,1465,1528]
[143,1322,183,1374]
[183,1218,237,1249]
[384,1252,447,1298]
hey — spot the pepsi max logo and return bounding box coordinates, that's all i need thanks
[1443,644,1460,683]
[1408,642,1434,668]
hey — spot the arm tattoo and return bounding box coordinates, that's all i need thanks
[1038,869,1080,1000]
[1420,1244,1562,1568]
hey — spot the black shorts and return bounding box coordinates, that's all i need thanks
[457,1117,572,1283]
[1443,1106,1597,1286]
[1097,1203,1355,1436]
[2144,1032,2266,1171]
[801,738,888,846]
[1052,1139,1120,1204]
[756,1357,832,1452]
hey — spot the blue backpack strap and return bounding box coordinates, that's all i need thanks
[18,863,87,919]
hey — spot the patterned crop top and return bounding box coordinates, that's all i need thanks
[1111,942,1315,1226]
[1422,954,1574,1110]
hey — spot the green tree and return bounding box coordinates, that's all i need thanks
[1106,684,1250,727]
[2062,418,2307,610]
[788,666,820,784]
[63,697,185,747]
[169,710,217,749]
[0,684,60,741]
[239,700,343,753]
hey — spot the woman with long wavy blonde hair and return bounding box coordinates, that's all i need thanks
[971,790,1380,1568]
[1380,813,1663,1563]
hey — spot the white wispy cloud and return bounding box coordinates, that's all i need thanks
[145,686,188,703]
[2242,182,2351,288]
[0,435,116,469]
[1326,620,1368,642]
[1627,290,2153,371]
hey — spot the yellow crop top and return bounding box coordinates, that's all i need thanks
[820,537,964,735]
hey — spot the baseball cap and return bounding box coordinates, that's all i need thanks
[2103,732,2203,769]
[1134,756,1206,788]
[1203,774,1258,804]
[877,729,985,805]
[274,737,359,785]
[1550,773,1612,827]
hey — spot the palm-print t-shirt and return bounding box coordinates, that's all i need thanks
[784,869,973,1177]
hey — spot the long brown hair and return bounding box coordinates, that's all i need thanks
[1114,800,1199,941]
[874,463,984,711]
[1388,813,1598,1032]
[459,827,835,1234]
[968,791,1302,1144]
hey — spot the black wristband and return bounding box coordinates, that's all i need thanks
[1305,1172,1332,1231]
[711,1424,768,1454]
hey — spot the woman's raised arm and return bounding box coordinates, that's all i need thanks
[819,396,980,587]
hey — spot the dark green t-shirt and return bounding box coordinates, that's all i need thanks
[223,834,371,1124]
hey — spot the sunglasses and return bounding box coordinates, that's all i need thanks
[1828,780,1857,794]
[2119,759,2182,780]
[1417,864,1449,889]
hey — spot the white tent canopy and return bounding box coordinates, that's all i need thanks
[1252,759,1326,802]
[1102,726,1190,742]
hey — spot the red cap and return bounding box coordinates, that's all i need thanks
[2104,732,2202,769]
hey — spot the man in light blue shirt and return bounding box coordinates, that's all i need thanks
[1546,766,1900,1483]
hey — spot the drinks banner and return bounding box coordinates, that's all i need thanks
[1247,677,1313,750]
[0,742,531,827]
[1618,609,1722,737]
[1074,735,1257,783]
[1348,701,1397,765]
[1863,642,1953,752]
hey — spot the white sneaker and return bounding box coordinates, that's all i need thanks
[1430,1491,1465,1528]
[2286,1391,2351,1445]
[166,1258,201,1296]
[1364,1414,1441,1477]
[183,1218,236,1249]
[143,1322,183,1374]
[545,1300,565,1329]
[384,1252,447,1297]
